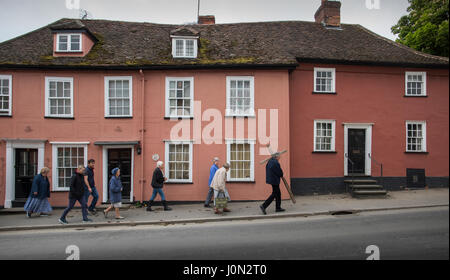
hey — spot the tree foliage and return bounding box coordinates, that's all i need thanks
[392,0,449,57]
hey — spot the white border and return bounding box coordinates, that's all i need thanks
[225,76,255,117]
[314,68,336,93]
[171,37,198,58]
[313,120,336,152]
[0,75,12,116]
[344,123,372,176]
[4,140,45,208]
[51,143,88,191]
[405,121,427,152]
[405,72,427,96]
[104,76,133,118]
[102,145,135,203]
[165,77,194,118]
[226,139,255,182]
[56,33,82,52]
[164,140,193,183]
[45,76,74,118]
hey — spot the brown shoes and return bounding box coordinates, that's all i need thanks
[223,208,231,212]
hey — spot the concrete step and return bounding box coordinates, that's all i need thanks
[352,190,388,196]
[351,185,384,190]
[344,179,378,184]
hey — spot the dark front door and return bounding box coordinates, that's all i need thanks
[348,129,366,175]
[108,149,132,201]
[15,149,38,202]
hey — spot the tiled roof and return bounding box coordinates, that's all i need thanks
[0,18,447,69]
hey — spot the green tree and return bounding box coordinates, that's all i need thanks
[392,0,449,57]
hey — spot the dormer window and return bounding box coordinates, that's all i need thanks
[56,33,82,52]
[172,37,198,58]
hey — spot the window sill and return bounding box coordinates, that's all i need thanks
[405,151,429,154]
[105,116,133,119]
[165,181,193,184]
[225,115,256,118]
[312,91,337,95]
[404,95,428,98]
[44,116,74,119]
[312,151,337,153]
[164,117,194,120]
[54,51,83,54]
[0,114,12,118]
[227,180,255,184]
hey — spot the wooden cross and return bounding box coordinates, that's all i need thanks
[259,144,296,203]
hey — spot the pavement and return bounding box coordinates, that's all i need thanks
[0,188,448,232]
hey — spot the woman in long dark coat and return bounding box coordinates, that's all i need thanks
[24,167,52,218]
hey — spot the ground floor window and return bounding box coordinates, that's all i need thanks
[314,120,336,152]
[165,141,193,183]
[51,143,88,191]
[406,121,427,152]
[226,139,255,181]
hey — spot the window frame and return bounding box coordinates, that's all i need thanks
[405,121,427,153]
[165,77,194,118]
[56,33,82,52]
[314,68,336,93]
[51,142,88,191]
[226,139,255,182]
[45,76,74,118]
[171,36,198,58]
[405,72,427,97]
[225,76,255,117]
[164,140,193,183]
[104,76,133,118]
[0,75,12,116]
[313,120,336,152]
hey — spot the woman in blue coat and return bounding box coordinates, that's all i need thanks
[24,167,52,218]
[103,167,124,219]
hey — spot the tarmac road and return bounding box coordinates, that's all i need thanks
[0,207,448,260]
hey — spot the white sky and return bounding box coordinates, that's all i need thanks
[0,0,410,43]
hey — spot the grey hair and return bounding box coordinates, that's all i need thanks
[213,157,219,162]
[223,163,230,169]
[156,161,164,168]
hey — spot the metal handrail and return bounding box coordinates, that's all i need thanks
[344,153,355,193]
[369,153,383,186]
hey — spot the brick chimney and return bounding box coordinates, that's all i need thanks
[314,0,341,27]
[198,15,215,25]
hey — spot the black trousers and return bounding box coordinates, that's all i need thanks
[262,184,282,209]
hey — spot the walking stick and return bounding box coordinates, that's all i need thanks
[282,177,296,204]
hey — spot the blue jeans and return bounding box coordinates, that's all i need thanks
[60,196,88,221]
[84,186,99,211]
[149,188,166,201]
[204,187,214,205]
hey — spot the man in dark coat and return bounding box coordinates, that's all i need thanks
[260,153,285,214]
[146,161,172,211]
[59,165,92,224]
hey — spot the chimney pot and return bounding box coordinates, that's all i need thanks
[198,15,215,25]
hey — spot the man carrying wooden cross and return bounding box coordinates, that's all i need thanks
[260,151,286,215]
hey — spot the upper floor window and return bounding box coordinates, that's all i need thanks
[0,75,12,116]
[226,76,255,117]
[172,38,197,58]
[165,77,194,118]
[406,121,427,152]
[45,77,73,118]
[314,68,336,93]
[405,72,426,96]
[105,76,133,117]
[57,33,82,52]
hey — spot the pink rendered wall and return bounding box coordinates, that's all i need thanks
[289,63,449,179]
[0,69,290,207]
